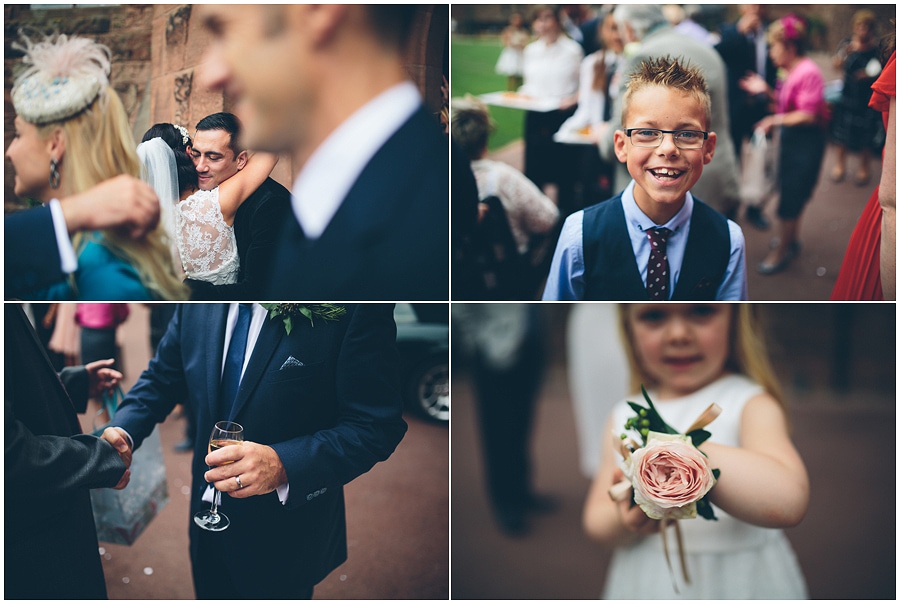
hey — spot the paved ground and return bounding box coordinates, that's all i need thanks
[78,305,448,600]
[450,308,896,599]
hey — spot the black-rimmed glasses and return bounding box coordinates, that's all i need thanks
[624,128,709,149]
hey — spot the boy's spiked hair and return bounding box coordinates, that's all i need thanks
[621,55,712,129]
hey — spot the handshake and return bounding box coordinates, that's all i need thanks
[84,358,132,491]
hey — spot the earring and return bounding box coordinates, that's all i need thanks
[49,157,61,189]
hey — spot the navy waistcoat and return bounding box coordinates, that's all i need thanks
[582,193,730,300]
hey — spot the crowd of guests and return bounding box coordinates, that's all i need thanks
[452,4,895,301]
[6,5,448,302]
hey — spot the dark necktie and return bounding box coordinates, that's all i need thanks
[220,303,253,420]
[646,228,672,299]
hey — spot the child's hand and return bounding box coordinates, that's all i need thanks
[612,468,660,535]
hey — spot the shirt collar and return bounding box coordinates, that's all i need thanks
[621,179,693,233]
[291,81,421,240]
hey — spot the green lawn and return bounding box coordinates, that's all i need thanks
[450,36,525,151]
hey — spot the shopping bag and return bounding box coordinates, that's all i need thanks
[740,127,778,208]
[90,387,169,545]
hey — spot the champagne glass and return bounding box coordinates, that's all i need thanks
[193,421,243,531]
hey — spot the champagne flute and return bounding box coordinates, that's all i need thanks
[193,420,243,531]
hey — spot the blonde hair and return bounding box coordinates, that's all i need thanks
[617,304,786,411]
[39,88,187,300]
[621,55,711,129]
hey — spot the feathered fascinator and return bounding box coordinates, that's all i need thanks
[11,32,112,125]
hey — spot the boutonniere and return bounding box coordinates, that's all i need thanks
[610,386,721,592]
[260,304,346,335]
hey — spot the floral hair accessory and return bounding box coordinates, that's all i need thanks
[780,14,806,44]
[610,386,721,592]
[260,304,346,335]
[174,124,190,146]
[11,31,111,125]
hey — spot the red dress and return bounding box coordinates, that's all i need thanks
[831,52,895,300]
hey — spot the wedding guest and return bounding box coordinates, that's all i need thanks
[831,39,896,300]
[557,6,625,206]
[195,5,448,300]
[6,303,131,599]
[6,33,186,300]
[101,303,407,598]
[740,14,829,274]
[829,10,884,186]
[451,97,559,299]
[583,304,809,598]
[452,303,553,536]
[520,5,584,215]
[496,12,529,91]
[714,4,777,229]
[600,4,741,219]
[76,303,129,370]
[543,56,747,301]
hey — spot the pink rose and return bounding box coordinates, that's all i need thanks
[625,432,717,520]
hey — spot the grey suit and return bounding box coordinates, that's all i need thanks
[600,25,741,217]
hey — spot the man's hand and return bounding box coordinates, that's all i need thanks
[61,175,160,239]
[101,426,134,471]
[85,358,122,399]
[204,441,288,499]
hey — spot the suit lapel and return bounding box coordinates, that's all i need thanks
[229,314,284,421]
[205,305,230,420]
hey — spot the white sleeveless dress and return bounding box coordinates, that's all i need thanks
[603,374,809,599]
[174,188,240,285]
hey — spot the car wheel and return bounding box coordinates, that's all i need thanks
[406,356,449,423]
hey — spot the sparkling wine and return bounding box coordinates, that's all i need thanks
[209,439,242,464]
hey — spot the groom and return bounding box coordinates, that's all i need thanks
[183,112,291,300]
[102,303,407,598]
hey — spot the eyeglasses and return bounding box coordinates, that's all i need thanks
[624,128,709,149]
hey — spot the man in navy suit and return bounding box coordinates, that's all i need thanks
[5,175,160,299]
[102,303,407,598]
[195,5,448,300]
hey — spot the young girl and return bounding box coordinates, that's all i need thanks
[495,13,529,91]
[583,304,809,598]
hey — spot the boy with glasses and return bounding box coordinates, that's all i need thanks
[543,56,748,300]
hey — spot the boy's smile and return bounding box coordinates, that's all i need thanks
[614,85,716,225]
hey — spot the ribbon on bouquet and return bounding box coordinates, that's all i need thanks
[608,402,722,593]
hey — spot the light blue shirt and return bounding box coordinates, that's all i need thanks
[542,181,748,300]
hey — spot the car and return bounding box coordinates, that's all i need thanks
[394,303,449,423]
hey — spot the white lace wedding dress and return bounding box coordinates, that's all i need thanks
[174,187,240,285]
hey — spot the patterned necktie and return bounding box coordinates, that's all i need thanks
[646,227,672,299]
[220,303,253,420]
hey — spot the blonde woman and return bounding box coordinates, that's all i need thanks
[6,32,186,300]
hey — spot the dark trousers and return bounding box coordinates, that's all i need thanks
[472,310,545,513]
[193,529,314,599]
[524,108,580,216]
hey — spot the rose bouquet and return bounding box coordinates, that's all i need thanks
[609,386,721,588]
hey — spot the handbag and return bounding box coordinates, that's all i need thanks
[739,127,779,208]
[90,386,169,545]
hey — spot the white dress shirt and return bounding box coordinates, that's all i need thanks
[291,81,421,240]
[48,198,78,273]
[519,36,583,101]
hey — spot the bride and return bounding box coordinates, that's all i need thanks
[137,122,277,286]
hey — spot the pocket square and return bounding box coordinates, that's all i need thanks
[280,356,304,370]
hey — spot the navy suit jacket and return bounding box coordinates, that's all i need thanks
[265,105,449,300]
[5,304,126,598]
[111,304,407,591]
[5,206,66,299]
